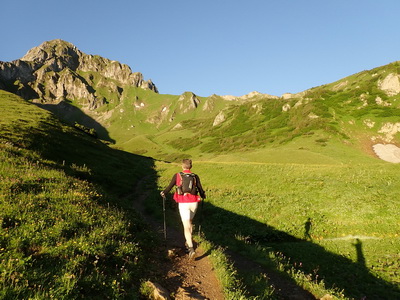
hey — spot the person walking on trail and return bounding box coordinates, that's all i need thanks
[160,159,206,259]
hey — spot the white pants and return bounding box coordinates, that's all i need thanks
[178,202,198,248]
[178,202,198,221]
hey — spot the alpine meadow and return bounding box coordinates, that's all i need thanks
[0,40,399,299]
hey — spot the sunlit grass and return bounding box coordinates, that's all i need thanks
[154,160,400,299]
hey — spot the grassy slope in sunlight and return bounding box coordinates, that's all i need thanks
[154,160,400,299]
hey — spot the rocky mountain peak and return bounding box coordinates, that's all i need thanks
[0,39,158,106]
[21,40,82,72]
[22,39,80,62]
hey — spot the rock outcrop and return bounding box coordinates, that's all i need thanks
[377,122,400,142]
[177,92,200,113]
[213,110,226,126]
[0,39,158,109]
[378,73,400,96]
[221,91,279,101]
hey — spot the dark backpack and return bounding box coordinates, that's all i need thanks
[176,172,197,195]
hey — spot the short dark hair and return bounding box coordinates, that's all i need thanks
[182,159,192,169]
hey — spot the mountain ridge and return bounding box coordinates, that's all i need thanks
[1,40,400,163]
[0,39,158,105]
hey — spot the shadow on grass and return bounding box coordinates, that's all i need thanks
[22,115,153,196]
[3,107,163,298]
[34,100,115,143]
[196,201,400,299]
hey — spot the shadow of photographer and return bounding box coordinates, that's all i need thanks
[196,201,399,299]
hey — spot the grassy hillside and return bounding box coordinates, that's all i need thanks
[96,62,400,164]
[5,44,398,164]
[3,41,399,164]
[0,90,159,298]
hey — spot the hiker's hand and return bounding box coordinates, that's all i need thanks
[160,191,165,197]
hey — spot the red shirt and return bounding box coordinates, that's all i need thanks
[173,170,202,203]
[162,169,205,203]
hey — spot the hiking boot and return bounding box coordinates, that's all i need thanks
[188,247,195,259]
[184,244,190,254]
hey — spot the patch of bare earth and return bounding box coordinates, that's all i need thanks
[162,234,225,300]
[133,180,224,300]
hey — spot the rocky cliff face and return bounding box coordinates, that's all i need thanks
[0,39,158,109]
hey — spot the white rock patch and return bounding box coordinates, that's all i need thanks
[213,111,226,126]
[282,103,291,112]
[378,73,400,96]
[378,122,400,142]
[363,119,375,128]
[373,144,400,163]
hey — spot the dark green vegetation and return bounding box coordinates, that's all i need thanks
[0,90,159,299]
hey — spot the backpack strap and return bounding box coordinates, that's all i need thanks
[191,173,197,188]
[176,172,183,186]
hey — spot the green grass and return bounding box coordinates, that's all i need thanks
[196,238,255,300]
[154,160,400,299]
[0,90,160,298]
[2,57,400,299]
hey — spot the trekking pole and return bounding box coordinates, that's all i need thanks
[198,198,204,236]
[162,194,167,241]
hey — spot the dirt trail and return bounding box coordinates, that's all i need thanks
[133,179,317,300]
[133,180,225,300]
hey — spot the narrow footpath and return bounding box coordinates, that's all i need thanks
[132,179,225,300]
[133,178,317,300]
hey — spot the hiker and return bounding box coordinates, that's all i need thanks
[160,159,206,258]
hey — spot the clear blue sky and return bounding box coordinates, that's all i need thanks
[2,0,400,97]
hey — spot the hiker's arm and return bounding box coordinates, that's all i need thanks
[195,175,206,199]
[161,173,177,195]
